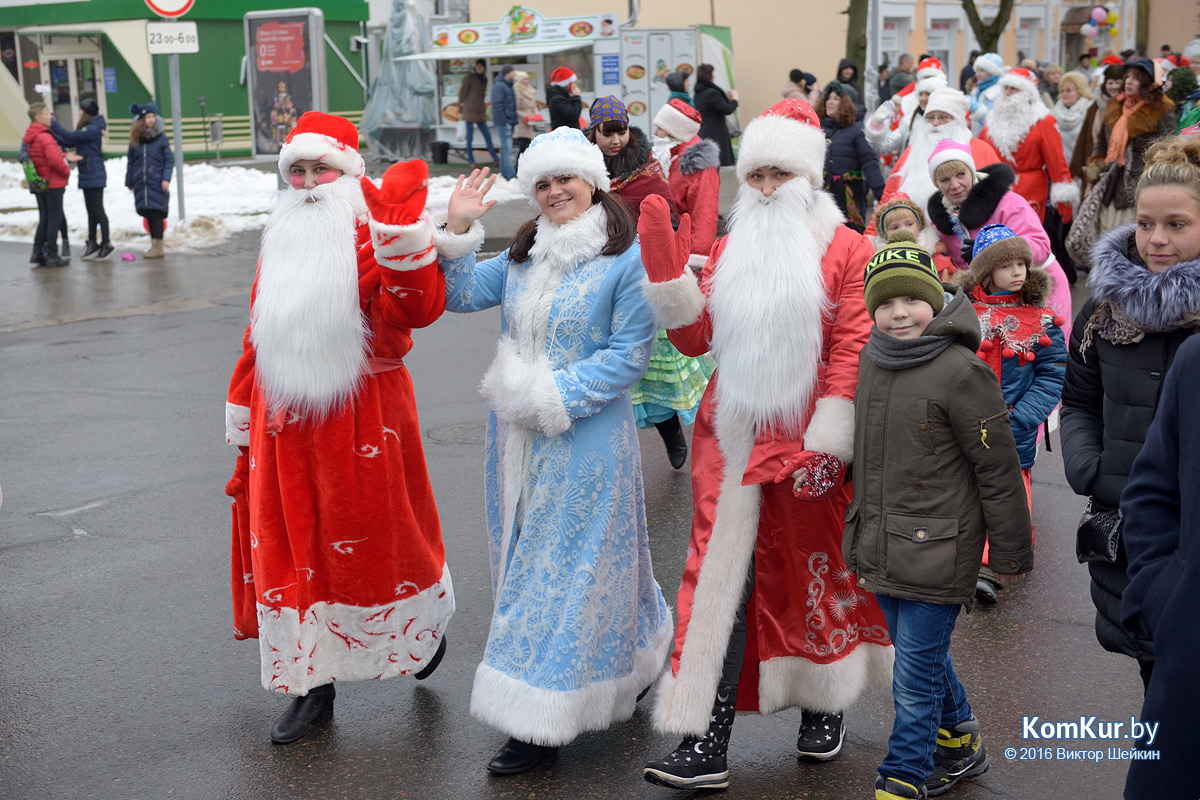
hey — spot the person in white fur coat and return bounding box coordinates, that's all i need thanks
[638,98,894,791]
[865,58,949,160]
[432,127,672,776]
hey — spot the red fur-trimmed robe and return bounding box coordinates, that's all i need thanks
[642,192,893,736]
[981,115,1079,222]
[224,221,453,696]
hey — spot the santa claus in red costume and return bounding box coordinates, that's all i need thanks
[638,99,893,791]
[224,112,454,745]
[980,67,1080,222]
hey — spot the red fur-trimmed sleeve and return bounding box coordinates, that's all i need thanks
[226,274,258,447]
[665,237,721,357]
[360,234,447,331]
[687,168,721,257]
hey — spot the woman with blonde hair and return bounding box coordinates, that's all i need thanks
[1053,71,1094,163]
[511,70,539,160]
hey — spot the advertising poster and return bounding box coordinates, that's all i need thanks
[247,14,317,156]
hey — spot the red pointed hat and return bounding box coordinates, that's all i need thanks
[277,111,365,179]
[998,66,1041,100]
[916,56,944,79]
[736,99,825,186]
[549,67,577,85]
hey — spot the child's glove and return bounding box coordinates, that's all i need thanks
[638,194,692,284]
[361,159,428,227]
[773,451,847,501]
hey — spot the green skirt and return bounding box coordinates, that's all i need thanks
[631,329,714,428]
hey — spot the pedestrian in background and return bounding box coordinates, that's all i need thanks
[458,58,500,168]
[434,129,671,776]
[1060,135,1200,693]
[886,53,915,98]
[961,50,981,92]
[490,64,518,180]
[819,81,885,231]
[511,70,538,160]
[665,70,692,106]
[51,98,112,260]
[693,63,738,166]
[546,66,582,129]
[125,102,171,259]
[22,102,71,267]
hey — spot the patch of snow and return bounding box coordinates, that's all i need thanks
[0,160,525,253]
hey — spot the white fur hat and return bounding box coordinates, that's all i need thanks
[735,98,826,186]
[277,111,365,179]
[974,53,1005,78]
[516,126,610,205]
[653,98,702,142]
[915,72,949,96]
[924,88,971,121]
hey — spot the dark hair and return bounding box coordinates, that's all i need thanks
[586,119,629,137]
[507,189,636,263]
[789,68,804,83]
[76,111,94,130]
[474,58,486,67]
[818,86,856,127]
[697,63,715,82]
[1103,64,1126,83]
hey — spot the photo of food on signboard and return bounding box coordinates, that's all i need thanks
[626,64,645,80]
[569,21,593,37]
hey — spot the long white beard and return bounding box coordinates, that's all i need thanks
[250,176,369,419]
[707,179,830,436]
[652,135,675,176]
[987,91,1048,159]
[897,118,971,210]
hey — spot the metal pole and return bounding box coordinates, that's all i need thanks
[169,52,185,220]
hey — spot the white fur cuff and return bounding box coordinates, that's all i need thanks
[369,217,436,271]
[429,210,486,260]
[1049,180,1081,209]
[803,396,855,463]
[480,338,572,437]
[686,253,708,271]
[642,270,706,330]
[226,402,250,447]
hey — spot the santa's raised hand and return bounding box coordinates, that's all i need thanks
[361,159,429,226]
[446,167,498,234]
[637,193,692,284]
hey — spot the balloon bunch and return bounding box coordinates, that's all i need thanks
[1080,5,1119,40]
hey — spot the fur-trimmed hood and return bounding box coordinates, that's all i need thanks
[951,264,1052,307]
[678,137,720,175]
[927,163,1015,234]
[1089,225,1200,330]
[604,126,654,182]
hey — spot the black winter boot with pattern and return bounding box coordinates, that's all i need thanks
[796,709,845,761]
[643,683,737,790]
[924,715,989,796]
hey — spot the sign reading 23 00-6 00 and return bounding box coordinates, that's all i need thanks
[147,21,200,54]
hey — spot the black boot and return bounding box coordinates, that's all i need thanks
[654,414,688,470]
[643,683,736,789]
[270,682,335,744]
[413,635,446,680]
[95,242,114,260]
[30,243,44,265]
[81,241,100,260]
[797,708,845,761]
[486,737,557,774]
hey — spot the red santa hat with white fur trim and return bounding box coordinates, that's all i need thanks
[998,66,1041,102]
[277,111,366,179]
[916,56,944,80]
[735,98,826,187]
[653,98,702,142]
[549,67,577,86]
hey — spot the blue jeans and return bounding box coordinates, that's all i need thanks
[494,122,515,179]
[875,594,973,786]
[464,121,498,165]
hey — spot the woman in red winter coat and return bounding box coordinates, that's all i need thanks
[23,102,72,267]
[652,98,721,262]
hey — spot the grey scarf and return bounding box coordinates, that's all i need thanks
[865,326,956,370]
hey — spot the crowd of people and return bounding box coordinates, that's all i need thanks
[210,37,1200,800]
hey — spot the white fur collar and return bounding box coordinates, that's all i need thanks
[527,202,608,273]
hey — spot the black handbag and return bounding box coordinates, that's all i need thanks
[1075,498,1123,564]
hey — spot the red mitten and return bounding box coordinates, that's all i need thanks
[638,194,692,283]
[361,159,429,226]
[1057,202,1073,225]
[772,450,847,501]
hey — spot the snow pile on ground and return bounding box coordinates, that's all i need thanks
[0,159,524,253]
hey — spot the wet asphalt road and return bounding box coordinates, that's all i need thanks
[0,222,1146,800]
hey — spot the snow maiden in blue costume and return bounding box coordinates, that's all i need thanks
[432,127,673,775]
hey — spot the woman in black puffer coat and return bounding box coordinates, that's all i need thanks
[125,102,172,259]
[818,82,885,232]
[1060,136,1200,691]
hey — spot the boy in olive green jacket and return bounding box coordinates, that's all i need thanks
[842,233,1033,800]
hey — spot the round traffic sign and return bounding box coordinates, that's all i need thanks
[145,0,194,18]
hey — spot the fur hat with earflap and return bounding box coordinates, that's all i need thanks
[953,223,1052,306]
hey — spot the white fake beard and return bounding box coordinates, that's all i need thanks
[707,179,829,436]
[250,175,370,419]
[987,91,1047,159]
[652,135,675,176]
[897,118,971,210]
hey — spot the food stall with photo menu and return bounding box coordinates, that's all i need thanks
[392,5,735,161]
